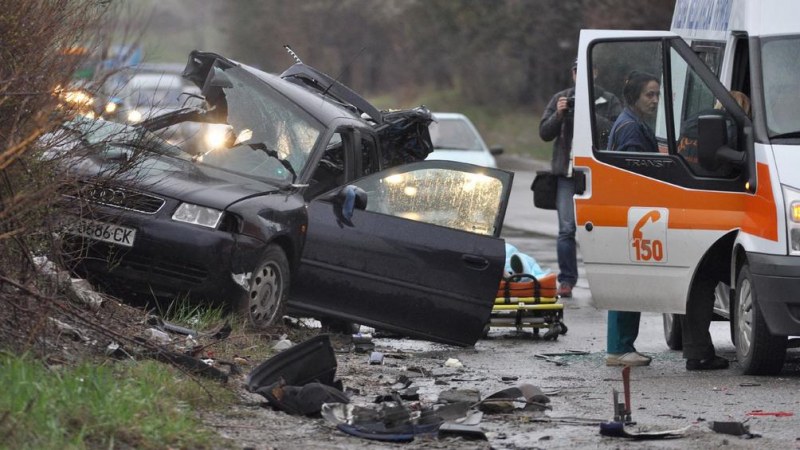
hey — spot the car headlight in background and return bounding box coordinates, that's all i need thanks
[172,203,223,229]
[204,124,233,150]
[104,101,118,114]
[783,185,800,255]
[127,109,143,123]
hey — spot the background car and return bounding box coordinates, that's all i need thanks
[425,112,503,168]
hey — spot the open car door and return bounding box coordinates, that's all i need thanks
[289,160,513,346]
[572,30,759,314]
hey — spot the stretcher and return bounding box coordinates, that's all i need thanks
[486,273,567,340]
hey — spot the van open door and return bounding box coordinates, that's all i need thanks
[572,30,758,315]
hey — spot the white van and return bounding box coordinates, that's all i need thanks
[572,0,800,374]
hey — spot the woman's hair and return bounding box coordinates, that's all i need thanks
[622,70,659,106]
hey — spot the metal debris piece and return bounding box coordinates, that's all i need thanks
[368,351,384,365]
[534,354,567,366]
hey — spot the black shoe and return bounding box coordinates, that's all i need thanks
[686,355,729,371]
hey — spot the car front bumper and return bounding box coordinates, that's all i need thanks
[65,210,265,301]
[748,252,800,335]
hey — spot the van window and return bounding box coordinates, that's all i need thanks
[588,38,747,190]
[690,42,724,76]
[590,40,664,153]
[762,36,800,139]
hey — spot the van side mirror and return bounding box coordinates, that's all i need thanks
[490,146,504,156]
[697,114,745,171]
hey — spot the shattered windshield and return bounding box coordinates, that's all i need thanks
[762,36,800,139]
[197,66,323,182]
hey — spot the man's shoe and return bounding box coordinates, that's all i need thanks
[605,352,651,367]
[686,355,729,371]
[557,283,573,298]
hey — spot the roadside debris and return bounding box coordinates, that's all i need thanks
[746,410,794,417]
[534,354,567,366]
[272,335,293,351]
[247,335,347,416]
[599,422,691,439]
[477,384,551,414]
[444,358,464,369]
[710,421,761,438]
[142,328,171,346]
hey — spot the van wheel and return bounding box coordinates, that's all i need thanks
[733,263,787,375]
[235,245,290,328]
[662,313,683,350]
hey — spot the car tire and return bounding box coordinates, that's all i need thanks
[733,263,787,375]
[662,313,683,350]
[236,245,290,329]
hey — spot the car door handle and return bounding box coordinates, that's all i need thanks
[462,254,490,270]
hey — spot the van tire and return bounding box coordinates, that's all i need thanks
[662,313,683,350]
[733,263,787,375]
[235,245,290,328]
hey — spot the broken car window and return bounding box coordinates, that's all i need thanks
[355,167,503,235]
[199,67,323,181]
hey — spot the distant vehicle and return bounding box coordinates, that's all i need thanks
[51,51,514,347]
[426,112,503,168]
[105,66,211,152]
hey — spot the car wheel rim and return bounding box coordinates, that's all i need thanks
[737,278,754,357]
[249,261,283,325]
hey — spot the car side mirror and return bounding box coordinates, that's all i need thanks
[334,185,367,223]
[697,114,745,172]
[490,146,504,156]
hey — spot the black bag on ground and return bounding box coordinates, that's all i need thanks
[531,171,558,210]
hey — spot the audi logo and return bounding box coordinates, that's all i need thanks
[86,186,127,206]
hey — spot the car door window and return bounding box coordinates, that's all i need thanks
[353,164,507,236]
[360,135,380,175]
[305,132,346,200]
[589,38,749,191]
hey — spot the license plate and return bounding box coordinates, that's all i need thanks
[66,219,137,247]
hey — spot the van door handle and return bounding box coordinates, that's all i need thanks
[462,254,490,270]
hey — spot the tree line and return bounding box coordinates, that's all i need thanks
[218,0,675,108]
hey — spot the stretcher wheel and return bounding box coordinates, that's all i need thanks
[559,323,568,335]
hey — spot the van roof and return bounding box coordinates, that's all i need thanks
[671,0,798,41]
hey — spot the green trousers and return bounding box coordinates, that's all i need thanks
[607,310,641,354]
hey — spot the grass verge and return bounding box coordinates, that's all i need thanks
[0,353,235,450]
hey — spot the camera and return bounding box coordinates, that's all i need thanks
[566,96,575,110]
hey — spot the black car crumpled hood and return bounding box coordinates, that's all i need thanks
[120,154,283,210]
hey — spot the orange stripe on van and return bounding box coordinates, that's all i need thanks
[574,157,777,241]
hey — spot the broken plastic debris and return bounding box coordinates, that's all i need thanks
[599,422,690,439]
[273,337,293,351]
[368,352,384,365]
[142,328,171,345]
[444,358,463,368]
[746,410,793,417]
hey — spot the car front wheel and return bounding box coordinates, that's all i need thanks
[733,263,787,375]
[236,245,290,328]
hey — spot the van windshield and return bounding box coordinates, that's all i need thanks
[762,36,800,139]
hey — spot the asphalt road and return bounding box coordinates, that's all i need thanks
[223,158,800,450]
[376,158,800,449]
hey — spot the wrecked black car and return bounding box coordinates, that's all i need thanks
[53,50,513,346]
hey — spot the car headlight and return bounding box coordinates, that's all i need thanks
[172,203,222,229]
[204,124,233,149]
[783,185,800,255]
[127,109,143,123]
[104,101,118,114]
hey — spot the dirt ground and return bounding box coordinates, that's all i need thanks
[2,276,792,450]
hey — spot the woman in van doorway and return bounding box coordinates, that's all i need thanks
[605,71,661,367]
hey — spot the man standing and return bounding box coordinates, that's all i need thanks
[539,59,621,297]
